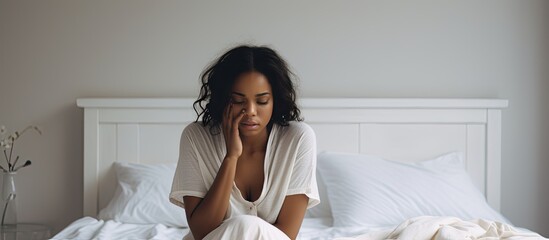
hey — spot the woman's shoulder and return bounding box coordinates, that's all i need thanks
[182,122,216,139]
[273,122,316,152]
[183,121,205,132]
[276,121,315,139]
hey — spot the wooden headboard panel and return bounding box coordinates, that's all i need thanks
[77,98,508,217]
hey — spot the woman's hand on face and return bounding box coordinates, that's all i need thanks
[223,103,246,160]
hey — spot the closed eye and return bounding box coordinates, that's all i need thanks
[231,99,245,104]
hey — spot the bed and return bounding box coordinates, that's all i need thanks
[53,97,547,239]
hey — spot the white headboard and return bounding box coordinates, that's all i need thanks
[77,98,508,217]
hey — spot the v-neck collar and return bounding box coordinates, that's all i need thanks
[232,124,278,205]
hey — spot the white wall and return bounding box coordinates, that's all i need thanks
[0,0,547,236]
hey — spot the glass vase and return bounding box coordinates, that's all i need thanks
[1,172,18,226]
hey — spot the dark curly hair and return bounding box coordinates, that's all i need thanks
[193,44,302,132]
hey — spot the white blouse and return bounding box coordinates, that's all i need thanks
[170,121,320,224]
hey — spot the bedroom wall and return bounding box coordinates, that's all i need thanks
[0,0,547,236]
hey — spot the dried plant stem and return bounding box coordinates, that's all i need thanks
[1,193,14,225]
[12,161,30,172]
[11,156,19,172]
[18,126,31,136]
[8,142,14,169]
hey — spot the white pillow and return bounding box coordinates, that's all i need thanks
[305,169,332,218]
[316,151,508,227]
[97,162,188,227]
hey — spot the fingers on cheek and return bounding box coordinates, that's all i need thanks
[237,109,247,120]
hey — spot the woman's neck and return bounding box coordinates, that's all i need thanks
[240,129,269,155]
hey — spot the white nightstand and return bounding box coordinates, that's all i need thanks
[0,224,51,240]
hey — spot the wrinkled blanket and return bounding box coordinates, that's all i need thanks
[338,216,546,240]
[52,216,547,240]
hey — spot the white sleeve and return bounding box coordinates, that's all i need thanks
[285,124,320,209]
[169,124,208,208]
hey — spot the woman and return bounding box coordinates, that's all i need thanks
[170,45,319,240]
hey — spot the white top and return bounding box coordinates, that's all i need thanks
[170,121,320,224]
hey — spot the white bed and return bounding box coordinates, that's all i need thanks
[52,97,547,239]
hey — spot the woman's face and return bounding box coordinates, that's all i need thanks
[229,71,274,138]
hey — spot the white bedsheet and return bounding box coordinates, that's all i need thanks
[52,217,188,240]
[53,216,546,240]
[53,217,390,240]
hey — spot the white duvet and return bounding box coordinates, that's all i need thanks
[336,216,546,240]
[53,217,188,240]
[53,216,546,240]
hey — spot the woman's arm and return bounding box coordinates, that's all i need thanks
[183,156,238,240]
[274,123,318,239]
[184,104,245,240]
[274,194,309,240]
